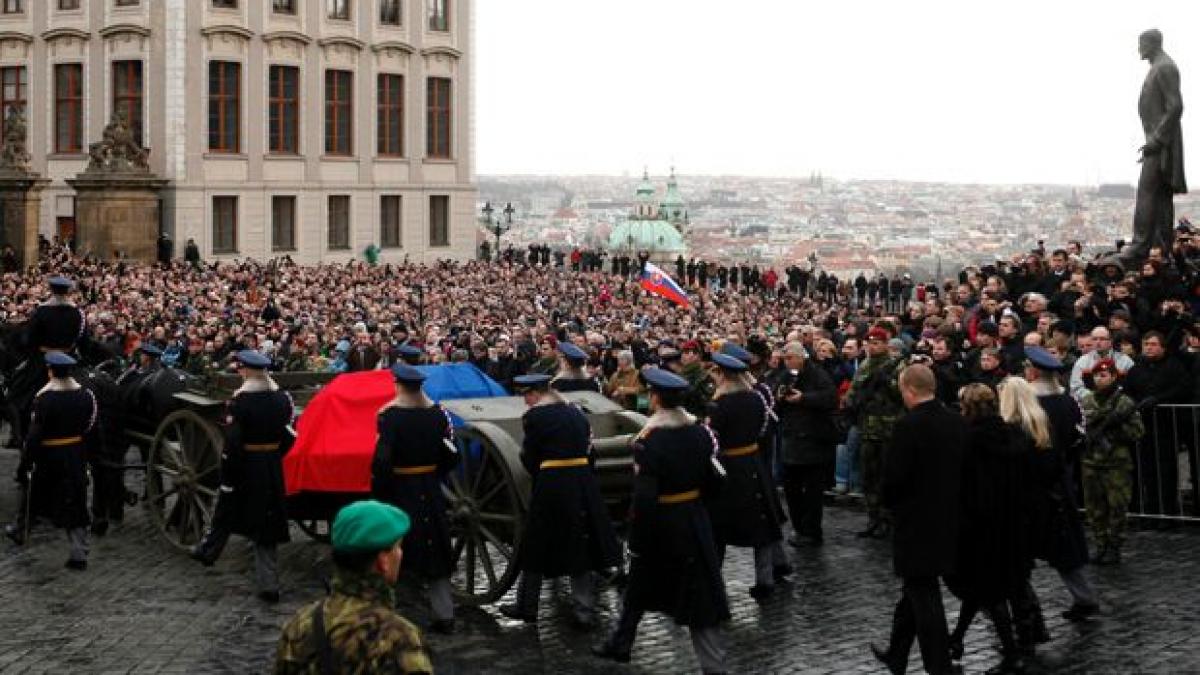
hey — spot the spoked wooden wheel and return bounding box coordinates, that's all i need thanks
[147,410,223,552]
[297,519,331,543]
[443,423,530,606]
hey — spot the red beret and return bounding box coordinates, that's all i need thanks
[1090,358,1120,377]
[866,327,890,342]
[540,335,558,348]
[680,340,701,352]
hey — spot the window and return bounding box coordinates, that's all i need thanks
[212,0,237,8]
[328,196,350,249]
[2,0,23,13]
[272,196,296,251]
[377,74,403,156]
[212,197,238,254]
[55,64,84,154]
[426,77,451,158]
[327,0,349,20]
[325,70,352,155]
[112,60,143,146]
[381,195,401,248]
[429,195,449,247]
[272,0,295,12]
[208,61,241,152]
[380,0,401,25]
[115,0,139,6]
[1,66,27,123]
[427,0,448,31]
[58,0,80,10]
[268,66,299,154]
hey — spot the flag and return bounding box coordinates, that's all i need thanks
[639,262,691,307]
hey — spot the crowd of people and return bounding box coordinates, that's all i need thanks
[3,221,1200,673]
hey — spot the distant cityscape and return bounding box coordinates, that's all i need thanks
[480,173,1199,280]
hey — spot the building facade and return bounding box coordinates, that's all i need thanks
[0,0,475,263]
[606,168,689,263]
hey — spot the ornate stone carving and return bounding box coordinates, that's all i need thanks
[0,107,31,173]
[87,110,150,173]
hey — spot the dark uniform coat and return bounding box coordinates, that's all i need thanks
[25,385,99,529]
[883,399,965,579]
[624,418,729,628]
[706,389,782,548]
[371,403,458,579]
[10,301,86,421]
[218,384,294,544]
[550,375,601,394]
[1033,392,1090,571]
[519,401,620,577]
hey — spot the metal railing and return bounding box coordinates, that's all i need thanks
[1129,404,1199,522]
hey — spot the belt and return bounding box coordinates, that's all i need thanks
[244,442,280,452]
[722,444,758,458]
[539,457,589,470]
[42,435,83,447]
[657,489,700,504]
[39,346,73,353]
[393,465,437,476]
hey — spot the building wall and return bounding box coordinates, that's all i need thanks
[1,0,475,264]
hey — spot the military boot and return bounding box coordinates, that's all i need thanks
[498,573,540,623]
[190,528,229,567]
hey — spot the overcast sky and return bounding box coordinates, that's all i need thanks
[475,0,1198,185]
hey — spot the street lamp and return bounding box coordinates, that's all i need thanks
[481,201,515,261]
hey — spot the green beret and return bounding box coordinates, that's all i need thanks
[331,500,411,553]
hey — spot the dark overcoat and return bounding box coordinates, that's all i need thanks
[518,402,620,577]
[706,390,782,548]
[1032,393,1090,571]
[371,403,459,579]
[26,387,99,529]
[220,388,294,545]
[883,399,965,579]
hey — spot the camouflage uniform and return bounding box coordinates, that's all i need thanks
[842,354,904,527]
[679,361,715,418]
[274,569,433,674]
[1080,386,1144,554]
[528,357,558,377]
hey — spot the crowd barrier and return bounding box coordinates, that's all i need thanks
[1129,403,1199,523]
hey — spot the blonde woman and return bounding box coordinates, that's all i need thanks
[998,377,1052,452]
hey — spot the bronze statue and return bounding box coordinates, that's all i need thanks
[87,110,150,172]
[0,106,31,173]
[1125,29,1186,264]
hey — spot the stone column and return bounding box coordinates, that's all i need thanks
[67,173,168,262]
[0,173,50,269]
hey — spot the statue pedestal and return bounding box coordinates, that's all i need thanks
[0,171,50,269]
[67,171,167,262]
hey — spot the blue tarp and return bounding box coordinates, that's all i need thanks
[415,363,508,428]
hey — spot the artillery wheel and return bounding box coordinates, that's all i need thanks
[147,410,223,552]
[296,519,331,543]
[444,422,530,606]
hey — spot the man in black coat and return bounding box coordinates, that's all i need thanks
[1123,330,1192,515]
[872,364,964,675]
[774,342,837,546]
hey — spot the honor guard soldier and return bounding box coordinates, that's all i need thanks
[678,341,715,417]
[370,364,459,634]
[550,342,601,393]
[275,500,433,674]
[593,368,729,674]
[5,352,100,571]
[191,350,295,603]
[705,353,787,599]
[500,374,621,628]
[395,343,424,366]
[10,277,88,440]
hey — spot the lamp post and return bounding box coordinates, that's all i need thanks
[481,201,515,261]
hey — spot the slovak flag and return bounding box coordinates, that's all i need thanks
[640,262,691,307]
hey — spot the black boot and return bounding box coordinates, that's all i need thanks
[190,528,228,567]
[856,520,880,538]
[987,602,1025,674]
[4,522,25,546]
[591,639,632,663]
[949,599,978,662]
[498,574,540,623]
[869,643,905,675]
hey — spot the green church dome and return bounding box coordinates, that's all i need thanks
[608,219,686,253]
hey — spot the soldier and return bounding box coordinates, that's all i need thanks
[705,353,786,599]
[592,368,729,673]
[500,373,621,627]
[394,343,424,366]
[4,352,100,571]
[370,364,459,634]
[843,326,905,539]
[550,342,601,393]
[1080,358,1144,565]
[191,350,295,603]
[116,343,163,387]
[10,276,88,439]
[527,335,559,376]
[678,340,715,417]
[275,500,433,674]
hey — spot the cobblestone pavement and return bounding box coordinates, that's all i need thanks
[2,442,1199,674]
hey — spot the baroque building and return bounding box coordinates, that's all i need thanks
[0,0,475,263]
[607,167,689,263]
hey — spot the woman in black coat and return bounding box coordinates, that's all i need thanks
[946,383,1033,674]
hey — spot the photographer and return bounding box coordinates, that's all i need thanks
[774,342,837,546]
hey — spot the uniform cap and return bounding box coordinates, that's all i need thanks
[558,342,588,362]
[720,342,753,364]
[235,349,272,369]
[512,373,552,392]
[44,351,76,367]
[391,363,427,384]
[1023,345,1064,372]
[712,352,748,372]
[397,344,423,358]
[331,500,411,553]
[642,367,689,391]
[137,343,164,358]
[48,276,73,292]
